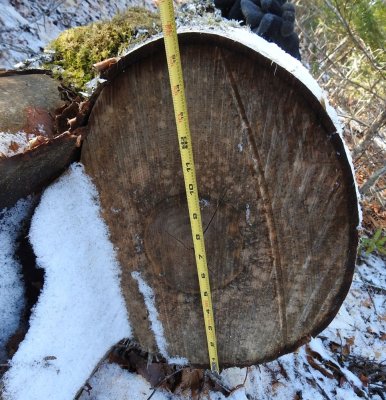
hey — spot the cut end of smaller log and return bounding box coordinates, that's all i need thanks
[0,71,88,209]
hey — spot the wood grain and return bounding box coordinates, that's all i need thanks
[81,32,359,367]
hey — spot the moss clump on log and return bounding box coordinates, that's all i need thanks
[46,8,160,90]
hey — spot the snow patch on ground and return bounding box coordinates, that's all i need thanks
[132,271,189,366]
[0,132,32,157]
[324,259,386,362]
[0,198,33,362]
[78,362,175,400]
[2,163,131,400]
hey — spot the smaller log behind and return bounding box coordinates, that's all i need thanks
[0,72,80,209]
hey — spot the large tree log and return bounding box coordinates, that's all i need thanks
[0,71,81,209]
[81,28,359,368]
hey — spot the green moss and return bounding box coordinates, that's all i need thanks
[47,8,160,90]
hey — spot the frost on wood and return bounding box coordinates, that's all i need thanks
[2,163,131,400]
[132,271,189,366]
[0,198,33,363]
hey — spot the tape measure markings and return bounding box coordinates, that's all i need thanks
[158,0,220,373]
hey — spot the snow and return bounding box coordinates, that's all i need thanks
[78,362,173,400]
[324,264,386,362]
[0,198,33,362]
[131,271,189,366]
[0,0,156,69]
[358,254,386,290]
[0,132,32,158]
[2,163,131,400]
[245,204,251,226]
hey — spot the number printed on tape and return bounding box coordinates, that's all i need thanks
[158,0,219,373]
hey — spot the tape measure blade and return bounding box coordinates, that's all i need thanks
[158,0,219,373]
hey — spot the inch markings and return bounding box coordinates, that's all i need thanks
[158,0,220,374]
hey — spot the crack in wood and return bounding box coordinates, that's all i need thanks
[220,49,289,344]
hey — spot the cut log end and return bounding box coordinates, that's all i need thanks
[78,30,358,368]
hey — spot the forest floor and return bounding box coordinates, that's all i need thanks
[0,1,385,399]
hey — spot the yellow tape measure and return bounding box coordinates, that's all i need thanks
[158,0,219,374]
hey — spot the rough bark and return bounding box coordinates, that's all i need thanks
[81,31,359,368]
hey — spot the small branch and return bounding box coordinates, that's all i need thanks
[372,186,386,194]
[146,368,184,400]
[303,362,334,400]
[360,164,386,196]
[324,0,384,71]
[353,108,386,159]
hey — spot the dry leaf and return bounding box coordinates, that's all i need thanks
[178,368,203,392]
[339,376,347,387]
[8,141,19,152]
[361,298,372,308]
[342,344,350,357]
[366,326,376,335]
[329,341,341,353]
[378,314,386,322]
[271,381,285,394]
[306,355,334,379]
[360,374,369,387]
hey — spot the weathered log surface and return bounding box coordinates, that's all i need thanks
[0,72,79,209]
[0,71,64,135]
[81,31,359,367]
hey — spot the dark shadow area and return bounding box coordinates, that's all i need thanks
[1,212,45,375]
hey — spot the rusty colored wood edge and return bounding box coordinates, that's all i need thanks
[84,31,359,368]
[0,70,89,208]
[0,69,94,136]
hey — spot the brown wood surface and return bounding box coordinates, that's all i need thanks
[81,32,359,368]
[0,72,64,136]
[0,72,79,209]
